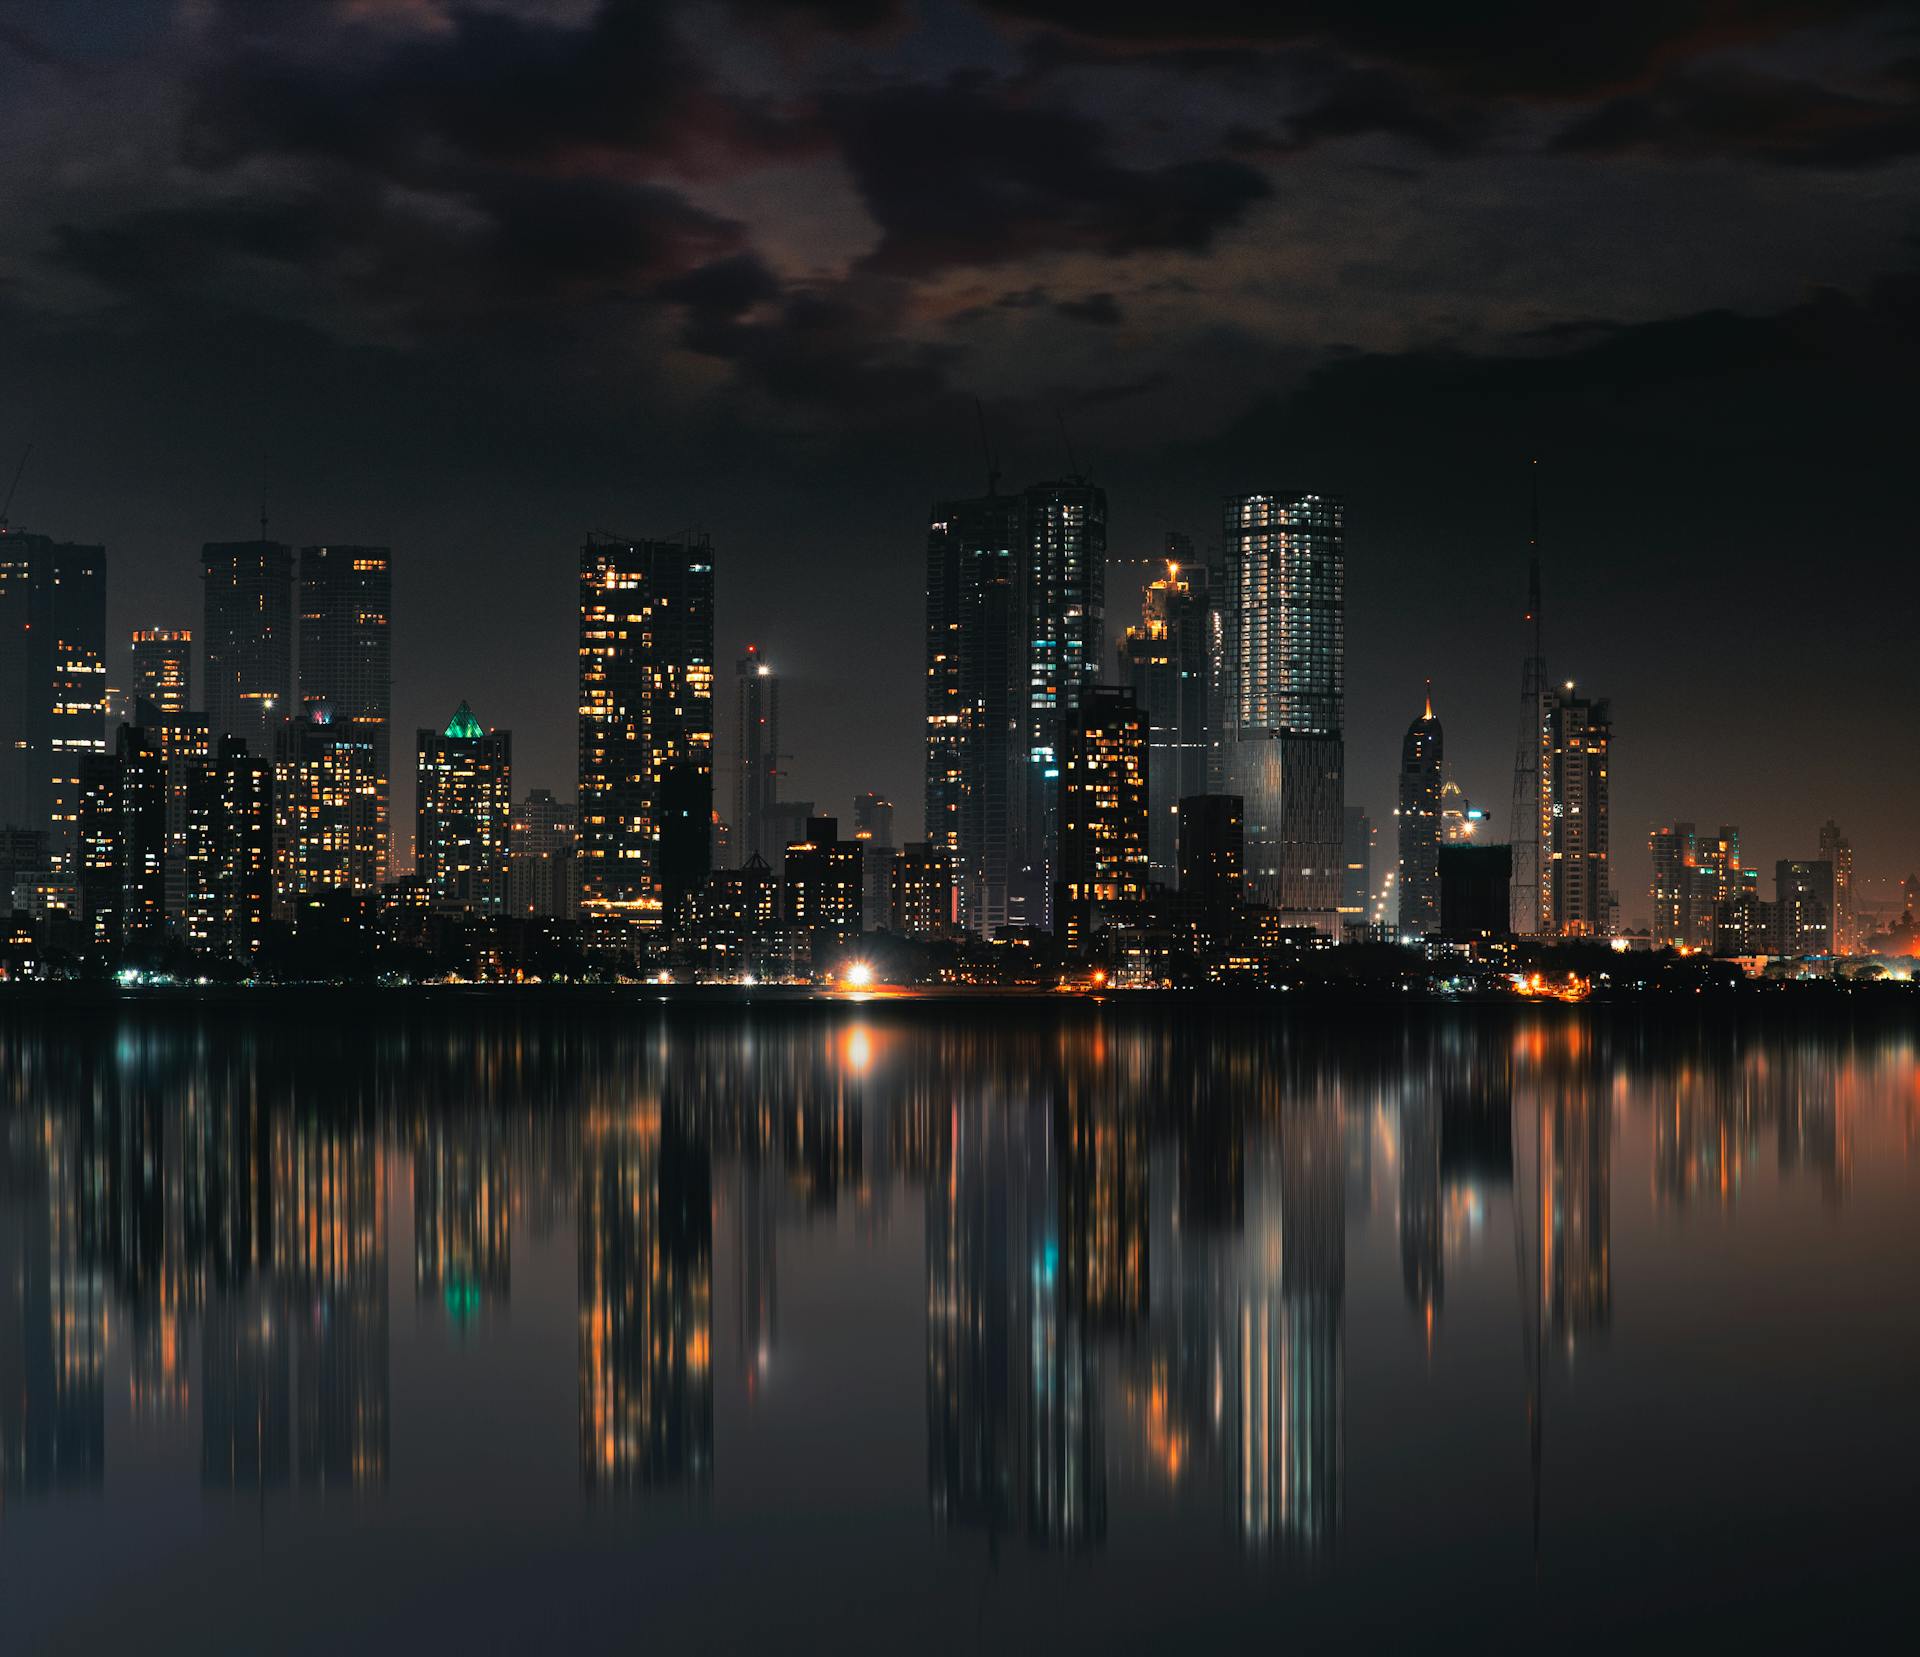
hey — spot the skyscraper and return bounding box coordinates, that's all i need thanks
[1818,820,1855,955]
[0,530,107,906]
[734,645,780,865]
[1056,686,1149,940]
[1220,492,1344,931]
[1396,690,1442,937]
[129,629,192,719]
[852,790,896,930]
[1178,794,1244,911]
[890,843,956,937]
[201,540,292,748]
[298,546,392,883]
[272,706,382,916]
[782,815,864,937]
[1340,805,1372,928]
[1119,558,1209,886]
[1544,684,1612,936]
[924,491,1022,934]
[507,789,577,919]
[1018,479,1108,924]
[416,702,512,915]
[1774,860,1835,957]
[577,536,714,939]
[925,478,1107,936]
[1508,464,1547,936]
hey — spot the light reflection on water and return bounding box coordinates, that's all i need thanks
[3,1000,1919,1653]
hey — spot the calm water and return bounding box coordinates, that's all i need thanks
[3,995,1918,1654]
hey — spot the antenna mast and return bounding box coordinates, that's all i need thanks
[0,443,31,531]
[1508,459,1547,935]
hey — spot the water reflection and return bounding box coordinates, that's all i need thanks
[2,1003,1917,1600]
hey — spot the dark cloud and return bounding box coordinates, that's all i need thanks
[977,2,1896,96]
[825,77,1271,274]
[1554,63,1920,168]
[1230,64,1493,155]
[182,1,802,180]
[1056,291,1123,324]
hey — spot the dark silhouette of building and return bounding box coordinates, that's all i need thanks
[1774,859,1834,956]
[508,788,577,920]
[201,540,292,749]
[1177,794,1244,910]
[1440,844,1512,942]
[1119,558,1209,885]
[1397,690,1442,936]
[1,530,107,909]
[734,644,780,864]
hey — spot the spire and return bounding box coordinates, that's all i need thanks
[444,700,483,740]
[1424,678,1434,721]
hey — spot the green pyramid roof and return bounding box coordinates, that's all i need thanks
[444,700,484,740]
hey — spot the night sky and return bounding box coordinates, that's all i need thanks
[2,1,1914,922]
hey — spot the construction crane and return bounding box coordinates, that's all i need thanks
[0,443,30,531]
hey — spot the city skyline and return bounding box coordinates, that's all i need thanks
[2,4,1913,915]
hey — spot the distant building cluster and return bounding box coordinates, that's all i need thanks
[1,493,1908,986]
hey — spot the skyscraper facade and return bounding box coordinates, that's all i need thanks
[733,645,779,865]
[1340,805,1372,927]
[924,492,1022,935]
[130,630,192,719]
[1396,692,1442,937]
[0,532,106,907]
[852,790,896,930]
[1220,492,1344,931]
[298,546,392,884]
[507,789,577,920]
[1018,479,1108,924]
[1056,686,1149,934]
[272,706,382,917]
[1544,685,1612,936]
[1774,859,1835,957]
[416,702,512,916]
[577,537,714,939]
[782,816,863,937]
[202,541,293,748]
[1119,559,1209,887]
[1818,820,1855,955]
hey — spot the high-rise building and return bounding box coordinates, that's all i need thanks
[0,531,107,907]
[1818,820,1855,955]
[272,706,383,917]
[1178,794,1244,910]
[1019,479,1108,924]
[1056,687,1149,938]
[1340,805,1371,927]
[782,815,863,937]
[577,537,714,940]
[114,724,169,953]
[1774,859,1834,957]
[1439,768,1484,843]
[924,480,1107,936]
[129,630,192,719]
[890,843,956,937]
[200,739,273,963]
[298,546,392,882]
[760,800,816,878]
[416,702,512,916]
[852,791,896,931]
[1119,558,1209,886]
[734,645,780,865]
[1544,684,1612,936]
[1440,844,1512,942]
[1396,691,1442,937]
[202,541,293,748]
[1220,492,1343,932]
[925,490,1024,936]
[507,789,577,920]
